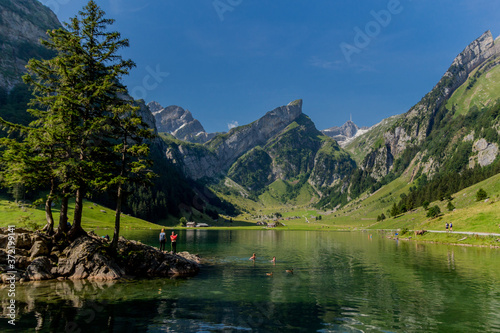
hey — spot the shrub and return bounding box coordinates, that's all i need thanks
[179,217,187,226]
[447,201,455,211]
[426,205,441,218]
[476,188,488,201]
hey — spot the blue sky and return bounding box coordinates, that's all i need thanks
[44,0,500,133]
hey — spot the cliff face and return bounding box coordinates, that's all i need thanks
[0,0,61,91]
[165,100,356,196]
[360,30,500,180]
[166,100,304,180]
[208,100,304,174]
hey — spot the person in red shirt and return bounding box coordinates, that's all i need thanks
[170,231,178,254]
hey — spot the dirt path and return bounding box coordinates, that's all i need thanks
[425,230,500,237]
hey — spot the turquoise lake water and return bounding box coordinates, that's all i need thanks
[2,229,500,332]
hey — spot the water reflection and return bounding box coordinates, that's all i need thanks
[1,230,499,332]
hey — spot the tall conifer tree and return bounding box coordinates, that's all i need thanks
[1,1,155,241]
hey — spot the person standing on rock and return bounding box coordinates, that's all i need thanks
[159,229,166,252]
[170,231,178,254]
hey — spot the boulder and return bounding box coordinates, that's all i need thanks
[54,236,124,281]
[30,240,51,259]
[177,251,202,264]
[0,235,8,249]
[15,255,31,270]
[15,233,33,249]
[24,257,53,281]
[117,238,200,277]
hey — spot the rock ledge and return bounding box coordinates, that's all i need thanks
[0,228,200,282]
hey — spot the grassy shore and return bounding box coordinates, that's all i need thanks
[0,196,162,230]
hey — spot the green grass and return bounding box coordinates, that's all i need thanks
[365,173,500,233]
[0,196,164,231]
[446,58,500,116]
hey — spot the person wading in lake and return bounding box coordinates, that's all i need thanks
[170,231,178,254]
[159,228,166,252]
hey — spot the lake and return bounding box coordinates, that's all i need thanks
[2,229,500,332]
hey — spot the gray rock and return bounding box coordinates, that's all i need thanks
[463,132,475,142]
[54,236,124,281]
[478,143,498,167]
[471,139,499,167]
[15,255,31,270]
[147,101,163,114]
[473,138,489,152]
[30,240,50,259]
[24,257,53,281]
[15,233,33,249]
[117,238,200,277]
[361,145,394,181]
[0,235,8,249]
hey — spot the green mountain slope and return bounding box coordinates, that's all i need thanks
[223,113,356,208]
[315,30,500,212]
[447,55,500,115]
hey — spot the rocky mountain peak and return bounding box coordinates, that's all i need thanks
[322,120,359,138]
[154,104,199,133]
[440,30,500,97]
[258,99,303,127]
[147,101,163,114]
[321,120,370,146]
[148,102,218,143]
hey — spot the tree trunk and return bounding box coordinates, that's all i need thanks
[110,183,122,253]
[69,184,86,239]
[43,181,55,235]
[111,146,127,253]
[56,194,69,237]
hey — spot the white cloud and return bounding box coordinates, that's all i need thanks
[228,121,239,130]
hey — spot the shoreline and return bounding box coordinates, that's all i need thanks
[0,228,200,284]
[108,225,500,249]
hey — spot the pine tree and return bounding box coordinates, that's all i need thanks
[390,203,399,217]
[1,1,154,241]
[105,102,156,252]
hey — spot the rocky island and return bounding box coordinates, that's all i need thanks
[0,228,200,283]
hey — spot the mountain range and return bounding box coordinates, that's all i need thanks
[1,0,499,221]
[157,30,500,211]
